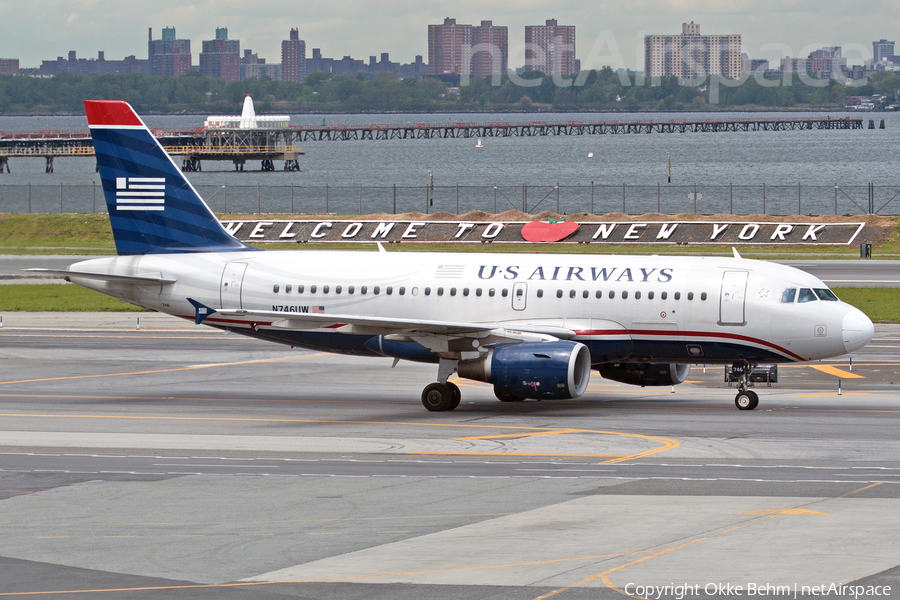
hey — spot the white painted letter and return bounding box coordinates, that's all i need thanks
[455,223,476,238]
[310,222,332,238]
[402,222,426,239]
[656,223,678,240]
[592,223,617,240]
[770,224,793,240]
[249,222,274,239]
[739,224,760,240]
[803,224,826,240]
[710,223,729,240]
[482,223,504,238]
[341,222,363,238]
[624,223,647,240]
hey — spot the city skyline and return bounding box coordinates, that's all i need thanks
[1,1,897,70]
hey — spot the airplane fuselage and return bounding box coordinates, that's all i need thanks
[67,250,871,366]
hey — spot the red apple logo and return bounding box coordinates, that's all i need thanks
[521,219,580,242]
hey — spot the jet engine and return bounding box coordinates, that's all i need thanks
[596,362,691,387]
[458,341,591,400]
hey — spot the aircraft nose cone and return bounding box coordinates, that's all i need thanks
[843,308,874,353]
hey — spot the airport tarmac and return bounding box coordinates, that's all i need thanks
[0,312,899,598]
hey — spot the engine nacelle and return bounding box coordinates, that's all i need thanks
[596,362,691,387]
[458,341,591,400]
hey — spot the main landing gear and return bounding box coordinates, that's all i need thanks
[421,358,461,412]
[421,381,461,412]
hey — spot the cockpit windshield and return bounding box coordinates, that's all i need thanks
[781,289,797,303]
[797,288,818,303]
[814,288,839,301]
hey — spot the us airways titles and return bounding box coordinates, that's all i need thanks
[475,264,674,283]
[221,220,865,245]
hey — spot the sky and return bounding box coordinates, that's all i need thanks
[1,0,896,69]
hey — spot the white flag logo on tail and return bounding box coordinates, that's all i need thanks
[115,177,165,211]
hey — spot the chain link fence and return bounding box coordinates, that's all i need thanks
[1,183,898,216]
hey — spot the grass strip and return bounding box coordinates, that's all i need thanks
[0,284,147,312]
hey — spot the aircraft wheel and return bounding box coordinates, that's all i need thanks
[735,390,759,410]
[422,383,452,412]
[494,386,525,402]
[446,382,461,410]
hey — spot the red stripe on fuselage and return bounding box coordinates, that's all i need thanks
[573,328,805,362]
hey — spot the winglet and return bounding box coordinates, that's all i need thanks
[187,298,217,325]
[732,247,742,259]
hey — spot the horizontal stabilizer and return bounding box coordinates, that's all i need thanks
[22,268,176,285]
[187,298,218,325]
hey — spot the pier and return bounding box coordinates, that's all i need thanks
[0,116,865,173]
[293,116,865,141]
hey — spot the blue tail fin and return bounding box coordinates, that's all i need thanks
[85,100,253,255]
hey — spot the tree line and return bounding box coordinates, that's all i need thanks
[1,68,898,114]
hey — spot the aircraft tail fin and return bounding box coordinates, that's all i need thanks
[84,100,253,255]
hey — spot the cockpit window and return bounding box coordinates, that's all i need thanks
[781,289,797,303]
[798,288,818,303]
[815,288,839,301]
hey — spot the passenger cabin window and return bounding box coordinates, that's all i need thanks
[476,289,483,297]
[450,288,457,296]
[608,291,615,299]
[687,292,694,301]
[700,292,707,301]
[463,288,469,296]
[569,290,576,298]
[424,287,431,296]
[310,285,317,293]
[373,286,380,295]
[798,288,817,303]
[661,291,667,300]
[502,289,509,297]
[596,290,602,299]
[815,288,839,301]
[285,285,292,294]
[782,289,797,303]
[273,284,280,293]
[386,286,393,295]
[622,290,628,299]
[335,286,342,294]
[489,289,495,297]
[399,287,405,295]
[323,285,330,294]
[537,289,544,298]
[674,292,681,300]
[635,291,641,300]
[557,290,563,298]
[648,291,654,300]
[348,286,354,294]
[298,285,305,294]
[361,286,367,295]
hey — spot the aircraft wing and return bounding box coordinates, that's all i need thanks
[22,269,177,285]
[210,305,575,341]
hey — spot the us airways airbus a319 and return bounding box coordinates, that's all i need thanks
[30,101,874,412]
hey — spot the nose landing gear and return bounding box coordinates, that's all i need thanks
[735,389,759,410]
[730,359,760,410]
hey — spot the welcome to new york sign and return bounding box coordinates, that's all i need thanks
[220,220,867,245]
